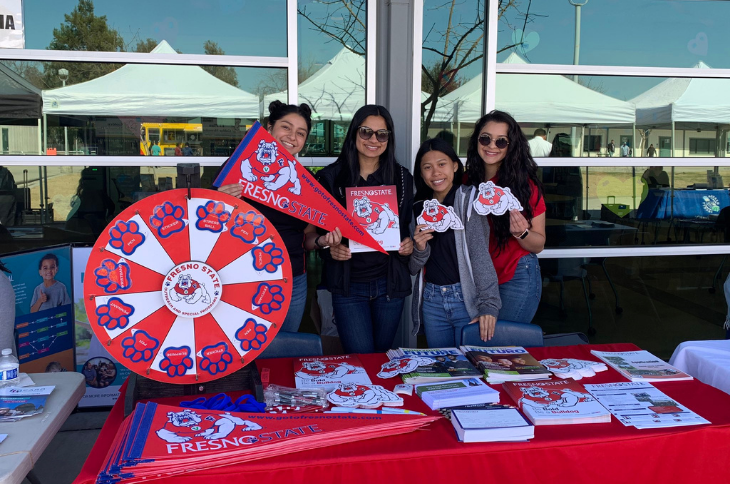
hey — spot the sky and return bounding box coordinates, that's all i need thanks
[20,0,730,101]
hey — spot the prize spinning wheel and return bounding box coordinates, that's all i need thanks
[84,188,292,384]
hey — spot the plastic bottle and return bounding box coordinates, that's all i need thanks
[0,349,19,388]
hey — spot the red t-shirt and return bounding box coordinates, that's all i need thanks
[488,178,545,284]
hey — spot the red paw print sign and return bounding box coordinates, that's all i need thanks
[84,188,292,384]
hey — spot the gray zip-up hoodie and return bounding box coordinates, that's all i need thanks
[409,185,501,335]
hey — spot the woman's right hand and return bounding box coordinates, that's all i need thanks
[218,183,242,198]
[413,224,434,251]
[330,243,351,261]
[323,227,343,247]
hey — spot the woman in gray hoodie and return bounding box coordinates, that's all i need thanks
[409,138,501,347]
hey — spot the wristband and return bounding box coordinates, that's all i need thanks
[514,229,529,240]
[314,235,330,249]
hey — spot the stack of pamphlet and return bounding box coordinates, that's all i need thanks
[386,347,480,384]
[0,386,54,422]
[450,405,534,443]
[584,382,710,429]
[415,378,499,410]
[460,345,551,383]
[96,402,439,483]
[293,355,372,392]
[590,350,693,382]
[503,380,611,425]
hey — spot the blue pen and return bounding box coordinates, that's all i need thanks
[327,407,427,416]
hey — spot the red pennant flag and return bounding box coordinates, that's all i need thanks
[214,122,385,253]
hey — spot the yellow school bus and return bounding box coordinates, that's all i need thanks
[140,122,203,156]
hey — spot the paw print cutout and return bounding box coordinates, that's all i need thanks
[198,342,234,375]
[235,318,268,351]
[252,282,285,314]
[230,211,266,244]
[108,220,146,256]
[120,330,159,363]
[251,243,284,273]
[96,297,135,331]
[195,201,231,233]
[158,346,194,378]
[94,259,132,293]
[149,202,186,238]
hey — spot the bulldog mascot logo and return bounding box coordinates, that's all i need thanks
[240,140,301,195]
[377,356,434,379]
[416,199,463,232]
[156,409,262,443]
[352,196,399,235]
[472,181,523,216]
[326,383,404,408]
[518,386,593,412]
[168,274,210,305]
[295,360,358,382]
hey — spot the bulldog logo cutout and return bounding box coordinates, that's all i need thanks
[352,196,399,235]
[377,356,434,379]
[327,383,404,408]
[416,199,463,232]
[156,408,262,443]
[240,140,301,195]
[472,181,523,216]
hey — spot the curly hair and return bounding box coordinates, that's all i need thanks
[464,110,543,250]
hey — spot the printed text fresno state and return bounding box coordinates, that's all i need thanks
[240,179,327,225]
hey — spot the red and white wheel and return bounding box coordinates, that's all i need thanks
[84,188,292,384]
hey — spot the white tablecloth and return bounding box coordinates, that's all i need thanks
[669,339,730,396]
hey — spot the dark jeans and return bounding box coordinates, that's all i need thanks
[331,277,405,353]
[498,253,542,324]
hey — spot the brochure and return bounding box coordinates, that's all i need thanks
[590,350,693,382]
[347,186,400,252]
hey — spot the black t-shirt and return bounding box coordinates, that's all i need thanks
[349,166,390,283]
[415,185,460,286]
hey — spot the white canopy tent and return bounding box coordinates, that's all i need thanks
[433,53,635,126]
[42,40,260,119]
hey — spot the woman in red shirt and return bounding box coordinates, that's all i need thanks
[465,110,546,324]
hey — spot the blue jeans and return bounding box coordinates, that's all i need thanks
[331,277,405,353]
[422,282,472,348]
[498,253,542,324]
[281,273,308,333]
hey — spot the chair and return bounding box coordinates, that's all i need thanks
[259,331,323,359]
[460,320,544,348]
[540,257,594,335]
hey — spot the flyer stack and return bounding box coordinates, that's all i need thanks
[460,345,551,383]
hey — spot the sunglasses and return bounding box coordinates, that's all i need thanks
[478,135,510,149]
[358,126,391,143]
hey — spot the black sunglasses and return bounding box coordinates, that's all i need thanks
[478,135,509,149]
[358,126,390,143]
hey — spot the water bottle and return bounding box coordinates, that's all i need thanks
[0,349,19,388]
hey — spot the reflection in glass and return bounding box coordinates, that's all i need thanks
[540,166,730,248]
[0,58,285,157]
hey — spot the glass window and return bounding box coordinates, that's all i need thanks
[497,0,730,70]
[690,138,716,155]
[0,61,285,157]
[296,0,368,156]
[24,1,286,57]
[420,0,484,150]
[536,254,726,359]
[540,165,730,248]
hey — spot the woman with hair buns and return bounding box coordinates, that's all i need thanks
[219,100,319,333]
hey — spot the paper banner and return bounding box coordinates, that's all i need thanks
[213,122,385,253]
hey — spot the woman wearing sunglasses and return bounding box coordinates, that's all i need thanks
[409,138,501,347]
[465,110,546,324]
[219,100,317,333]
[315,104,414,354]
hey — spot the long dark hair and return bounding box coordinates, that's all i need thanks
[465,110,543,250]
[335,104,398,186]
[413,138,463,202]
[267,100,313,134]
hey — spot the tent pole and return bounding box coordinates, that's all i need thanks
[37,118,42,155]
[43,113,47,154]
[632,123,636,157]
[671,121,675,157]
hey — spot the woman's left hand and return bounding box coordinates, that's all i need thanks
[399,237,414,256]
[470,314,497,342]
[509,209,529,238]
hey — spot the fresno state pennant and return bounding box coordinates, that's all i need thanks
[213,122,385,253]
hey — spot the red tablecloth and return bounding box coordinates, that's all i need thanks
[74,343,730,483]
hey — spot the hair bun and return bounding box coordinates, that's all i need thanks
[268,100,286,115]
[298,103,312,118]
